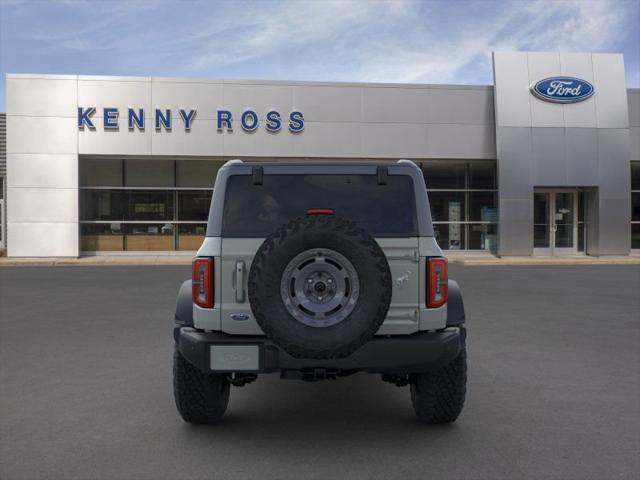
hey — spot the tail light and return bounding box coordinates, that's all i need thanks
[306,208,335,215]
[192,257,214,308]
[427,257,448,308]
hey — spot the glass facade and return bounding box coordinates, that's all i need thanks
[80,158,222,251]
[81,158,498,252]
[632,162,640,250]
[70,158,640,253]
[420,161,497,251]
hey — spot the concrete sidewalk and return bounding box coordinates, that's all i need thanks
[445,253,640,266]
[0,255,193,266]
[1,253,639,266]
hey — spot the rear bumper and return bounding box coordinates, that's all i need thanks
[174,326,465,375]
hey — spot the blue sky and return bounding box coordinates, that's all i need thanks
[0,0,639,111]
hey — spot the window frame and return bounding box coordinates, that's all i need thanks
[79,157,221,252]
[632,162,640,251]
[420,160,498,251]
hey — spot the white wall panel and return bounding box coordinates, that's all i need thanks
[560,53,597,128]
[592,54,629,128]
[78,78,151,118]
[152,80,223,120]
[361,124,428,157]
[6,77,77,117]
[7,154,78,188]
[222,127,293,158]
[427,88,494,125]
[223,83,293,120]
[492,51,532,127]
[292,122,360,157]
[7,187,78,223]
[7,222,79,257]
[527,52,564,128]
[79,118,151,155]
[630,127,640,161]
[151,119,223,156]
[362,87,429,124]
[293,85,362,122]
[628,91,640,127]
[428,124,495,158]
[7,116,77,154]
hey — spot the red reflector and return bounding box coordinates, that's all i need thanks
[192,257,214,308]
[427,257,448,308]
[305,208,335,215]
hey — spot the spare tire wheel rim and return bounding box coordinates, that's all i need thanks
[280,248,360,328]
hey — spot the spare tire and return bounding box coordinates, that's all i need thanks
[248,214,392,359]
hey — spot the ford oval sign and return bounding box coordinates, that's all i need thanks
[531,77,594,103]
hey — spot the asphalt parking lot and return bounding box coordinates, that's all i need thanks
[1,264,639,480]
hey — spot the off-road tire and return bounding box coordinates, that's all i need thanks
[248,214,392,359]
[173,345,230,424]
[410,346,467,424]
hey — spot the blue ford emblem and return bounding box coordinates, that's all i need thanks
[531,77,594,103]
[230,313,250,321]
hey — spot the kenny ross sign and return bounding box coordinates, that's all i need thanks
[530,77,594,103]
[77,107,304,133]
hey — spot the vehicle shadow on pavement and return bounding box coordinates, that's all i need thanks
[174,372,463,443]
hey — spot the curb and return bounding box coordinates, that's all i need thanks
[1,256,639,267]
[0,256,193,267]
[447,256,640,266]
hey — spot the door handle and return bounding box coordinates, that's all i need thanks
[235,261,245,303]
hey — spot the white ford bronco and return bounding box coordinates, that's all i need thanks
[173,159,467,424]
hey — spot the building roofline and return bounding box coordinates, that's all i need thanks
[5,73,493,90]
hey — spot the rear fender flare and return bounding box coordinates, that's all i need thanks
[446,279,465,326]
[174,280,193,327]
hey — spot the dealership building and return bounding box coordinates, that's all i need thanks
[1,51,639,257]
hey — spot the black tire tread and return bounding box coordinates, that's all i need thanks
[248,215,392,359]
[410,346,467,424]
[173,345,230,424]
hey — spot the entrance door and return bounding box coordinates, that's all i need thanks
[533,190,578,255]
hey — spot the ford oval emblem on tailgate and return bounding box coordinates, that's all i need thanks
[230,313,250,321]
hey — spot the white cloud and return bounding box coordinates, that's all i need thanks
[2,0,637,87]
[349,0,631,84]
[180,0,635,85]
[189,0,413,69]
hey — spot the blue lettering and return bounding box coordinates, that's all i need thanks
[128,108,145,130]
[78,107,96,129]
[155,109,172,130]
[288,111,304,133]
[265,110,281,132]
[217,110,233,131]
[241,110,259,132]
[103,108,119,129]
[179,109,197,130]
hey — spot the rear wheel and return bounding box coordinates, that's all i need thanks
[410,346,467,424]
[173,345,230,424]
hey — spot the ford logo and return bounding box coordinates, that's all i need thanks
[230,313,250,321]
[531,77,594,103]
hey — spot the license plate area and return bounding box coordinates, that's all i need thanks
[210,345,260,371]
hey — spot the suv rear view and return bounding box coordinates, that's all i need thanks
[174,160,467,424]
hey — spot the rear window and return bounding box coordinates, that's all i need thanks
[222,174,418,237]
